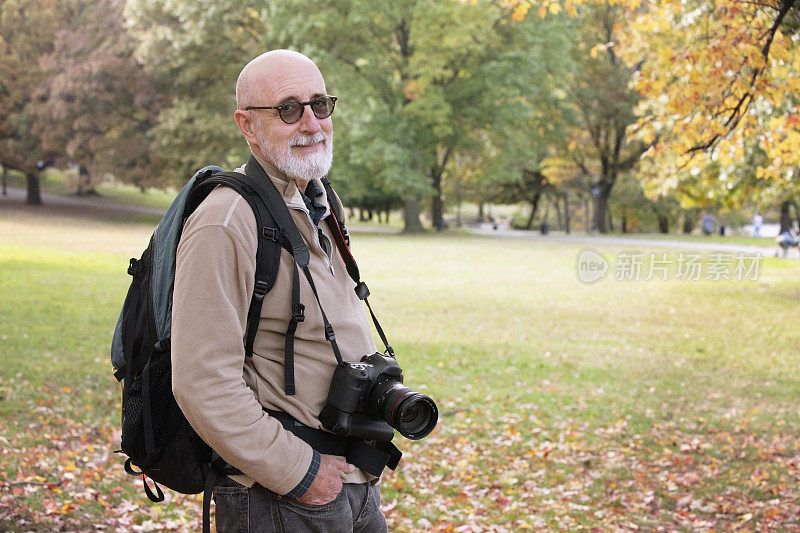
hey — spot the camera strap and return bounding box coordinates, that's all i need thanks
[321,177,395,358]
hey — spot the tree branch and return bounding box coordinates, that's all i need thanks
[684,0,796,155]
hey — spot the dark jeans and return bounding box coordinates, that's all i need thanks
[213,476,387,533]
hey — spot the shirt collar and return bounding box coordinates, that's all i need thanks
[301,180,328,226]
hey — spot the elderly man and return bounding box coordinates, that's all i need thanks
[171,50,387,532]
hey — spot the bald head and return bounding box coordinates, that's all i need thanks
[236,50,323,110]
[233,49,334,188]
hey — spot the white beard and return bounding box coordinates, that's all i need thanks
[259,130,333,183]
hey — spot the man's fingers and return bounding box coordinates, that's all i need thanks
[328,456,355,473]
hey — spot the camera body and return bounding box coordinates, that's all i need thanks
[319,352,437,441]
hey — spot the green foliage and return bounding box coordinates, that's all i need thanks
[122,0,576,230]
[124,0,261,185]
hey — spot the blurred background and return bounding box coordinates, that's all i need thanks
[2,0,800,531]
[1,0,798,238]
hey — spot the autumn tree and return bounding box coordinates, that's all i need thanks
[0,0,67,204]
[509,0,799,222]
[33,0,160,194]
[623,0,800,220]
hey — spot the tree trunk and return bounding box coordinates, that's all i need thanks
[554,197,562,230]
[431,167,444,231]
[477,202,484,222]
[593,187,611,233]
[541,204,550,234]
[657,215,669,234]
[622,210,628,233]
[607,207,614,233]
[525,192,542,230]
[359,208,368,222]
[682,211,697,234]
[779,200,792,233]
[584,199,591,233]
[2,166,7,196]
[26,172,42,205]
[796,202,800,232]
[563,193,570,234]
[77,165,96,195]
[403,197,424,233]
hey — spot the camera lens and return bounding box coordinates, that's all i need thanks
[373,381,438,440]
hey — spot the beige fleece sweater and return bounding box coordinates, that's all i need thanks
[171,158,377,495]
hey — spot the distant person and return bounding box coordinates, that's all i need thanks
[752,213,763,237]
[702,212,715,236]
[776,228,799,257]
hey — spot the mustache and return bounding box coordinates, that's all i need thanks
[289,132,328,147]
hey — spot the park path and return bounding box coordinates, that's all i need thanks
[466,226,778,256]
[1,186,781,255]
[1,186,166,216]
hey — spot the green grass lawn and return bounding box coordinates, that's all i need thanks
[1,208,799,531]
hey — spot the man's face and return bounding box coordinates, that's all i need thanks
[250,60,333,183]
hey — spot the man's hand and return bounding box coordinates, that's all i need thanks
[295,455,354,506]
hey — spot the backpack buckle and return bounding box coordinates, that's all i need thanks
[127,258,141,276]
[254,280,269,300]
[262,227,282,243]
[325,324,336,342]
[291,303,305,323]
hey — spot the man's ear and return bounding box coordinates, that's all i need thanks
[234,109,260,146]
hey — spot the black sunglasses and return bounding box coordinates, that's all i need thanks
[244,95,337,125]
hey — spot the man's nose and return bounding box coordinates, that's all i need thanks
[297,105,322,134]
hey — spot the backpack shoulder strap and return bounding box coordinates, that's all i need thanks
[184,158,312,395]
[186,169,287,358]
[244,157,309,267]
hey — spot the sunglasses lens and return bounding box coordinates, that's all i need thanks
[279,102,303,124]
[311,97,335,119]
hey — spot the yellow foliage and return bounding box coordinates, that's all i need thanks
[504,0,800,195]
[512,1,531,21]
[403,79,425,101]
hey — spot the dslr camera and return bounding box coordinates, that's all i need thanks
[319,352,438,441]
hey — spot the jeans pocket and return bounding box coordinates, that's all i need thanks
[213,477,249,533]
[279,487,352,529]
